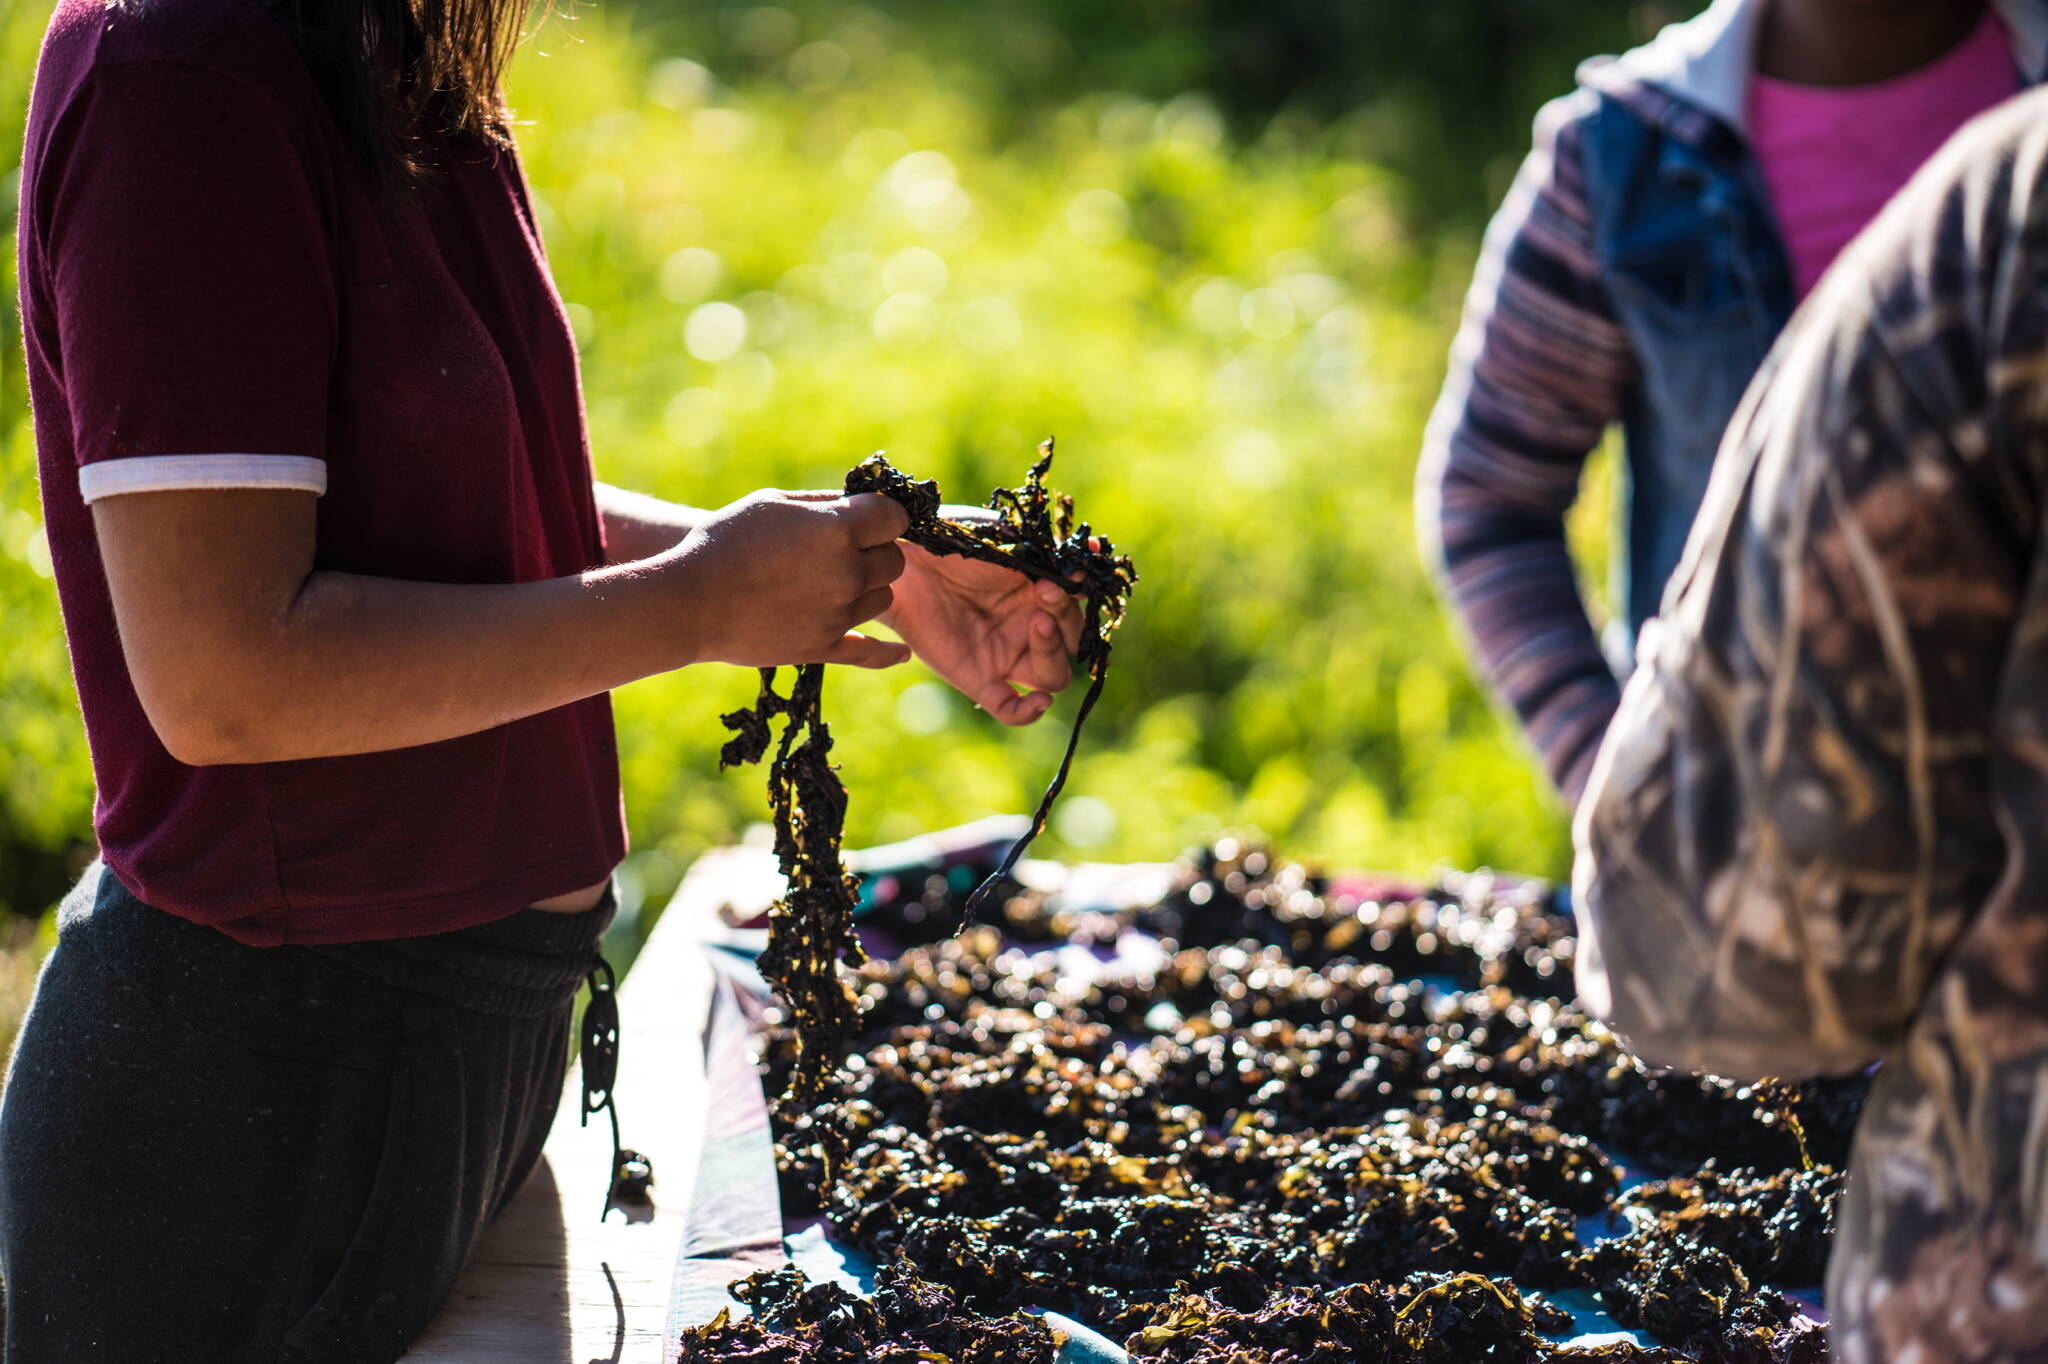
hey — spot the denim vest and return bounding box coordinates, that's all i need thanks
[1580,100,1796,642]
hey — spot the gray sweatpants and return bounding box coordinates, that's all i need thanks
[0,863,613,1363]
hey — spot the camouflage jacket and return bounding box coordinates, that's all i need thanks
[1575,91,2048,1363]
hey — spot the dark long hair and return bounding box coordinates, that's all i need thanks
[262,0,537,187]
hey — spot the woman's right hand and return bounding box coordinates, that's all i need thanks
[663,490,912,669]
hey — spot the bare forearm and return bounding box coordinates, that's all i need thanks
[596,481,705,563]
[167,558,695,764]
[96,484,912,768]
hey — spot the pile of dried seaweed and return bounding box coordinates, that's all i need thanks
[721,441,1135,1108]
[676,1262,1064,1363]
[1576,1165,1841,1358]
[749,838,1861,1363]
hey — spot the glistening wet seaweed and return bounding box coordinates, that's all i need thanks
[676,1262,1066,1363]
[721,443,1135,1110]
[752,839,1862,1362]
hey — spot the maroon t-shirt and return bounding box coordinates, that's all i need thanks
[19,0,627,944]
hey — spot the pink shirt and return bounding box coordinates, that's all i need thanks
[1750,9,2018,299]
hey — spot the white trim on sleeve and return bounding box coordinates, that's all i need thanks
[78,454,328,503]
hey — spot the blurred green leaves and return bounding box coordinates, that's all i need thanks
[506,5,1576,896]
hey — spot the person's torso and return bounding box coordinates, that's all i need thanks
[1748,8,2020,298]
[1577,0,2037,644]
[17,0,625,943]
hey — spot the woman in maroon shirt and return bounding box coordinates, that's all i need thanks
[4,0,1082,1356]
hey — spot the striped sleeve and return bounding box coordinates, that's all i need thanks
[1415,91,1637,804]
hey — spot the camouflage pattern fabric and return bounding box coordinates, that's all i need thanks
[1574,91,2048,1364]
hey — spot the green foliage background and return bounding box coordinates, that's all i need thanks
[0,0,1673,932]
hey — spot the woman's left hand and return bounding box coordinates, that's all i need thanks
[883,545,1085,725]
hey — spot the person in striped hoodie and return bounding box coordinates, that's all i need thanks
[1416,0,2044,804]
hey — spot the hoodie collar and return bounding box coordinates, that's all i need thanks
[1580,0,2048,144]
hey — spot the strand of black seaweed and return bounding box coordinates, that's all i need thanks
[722,445,1133,1115]
[962,594,1109,919]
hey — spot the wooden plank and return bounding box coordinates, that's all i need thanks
[405,872,726,1364]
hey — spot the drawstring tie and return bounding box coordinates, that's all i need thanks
[581,954,653,1221]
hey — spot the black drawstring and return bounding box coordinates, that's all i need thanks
[581,954,653,1221]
